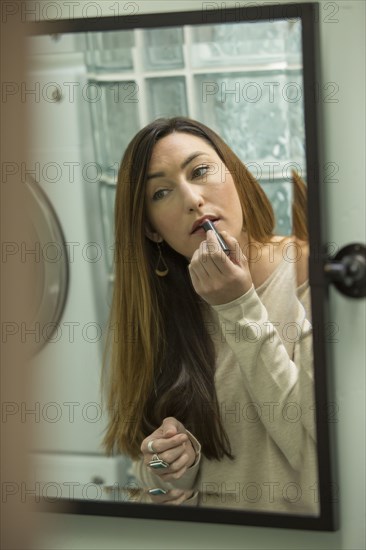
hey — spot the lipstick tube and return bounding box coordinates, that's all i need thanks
[201,220,230,255]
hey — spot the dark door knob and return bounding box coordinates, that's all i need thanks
[324,243,366,298]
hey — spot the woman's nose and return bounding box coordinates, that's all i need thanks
[180,181,204,211]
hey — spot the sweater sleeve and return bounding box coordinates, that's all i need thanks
[211,284,316,472]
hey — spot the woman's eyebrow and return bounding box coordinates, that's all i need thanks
[146,151,206,181]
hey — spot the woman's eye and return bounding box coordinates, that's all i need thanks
[192,165,209,179]
[152,189,169,201]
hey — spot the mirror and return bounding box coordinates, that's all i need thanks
[25,3,337,530]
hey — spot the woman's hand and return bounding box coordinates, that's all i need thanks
[188,230,253,306]
[141,417,197,481]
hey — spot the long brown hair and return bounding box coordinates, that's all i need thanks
[102,117,275,460]
[292,169,308,241]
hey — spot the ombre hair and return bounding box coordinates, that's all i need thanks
[102,117,276,459]
[292,169,308,241]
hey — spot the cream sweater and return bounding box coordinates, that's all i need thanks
[132,258,319,515]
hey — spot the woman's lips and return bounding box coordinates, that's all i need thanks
[191,219,220,235]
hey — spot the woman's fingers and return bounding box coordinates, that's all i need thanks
[151,443,194,481]
[142,433,187,456]
[220,230,248,267]
[141,417,197,479]
[201,229,247,270]
[192,231,227,274]
[144,441,194,479]
[148,489,194,505]
[189,230,238,279]
[188,230,252,305]
[141,417,188,455]
[143,439,186,468]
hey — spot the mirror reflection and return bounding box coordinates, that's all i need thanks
[26,15,319,517]
[105,117,317,514]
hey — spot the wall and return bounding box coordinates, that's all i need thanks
[27,37,107,455]
[23,0,365,548]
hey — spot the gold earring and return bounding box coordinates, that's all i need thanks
[155,242,169,277]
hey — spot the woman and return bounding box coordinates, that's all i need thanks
[102,117,318,514]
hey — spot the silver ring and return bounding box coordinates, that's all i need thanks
[147,440,156,453]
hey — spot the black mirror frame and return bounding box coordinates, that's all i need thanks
[27,1,338,531]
